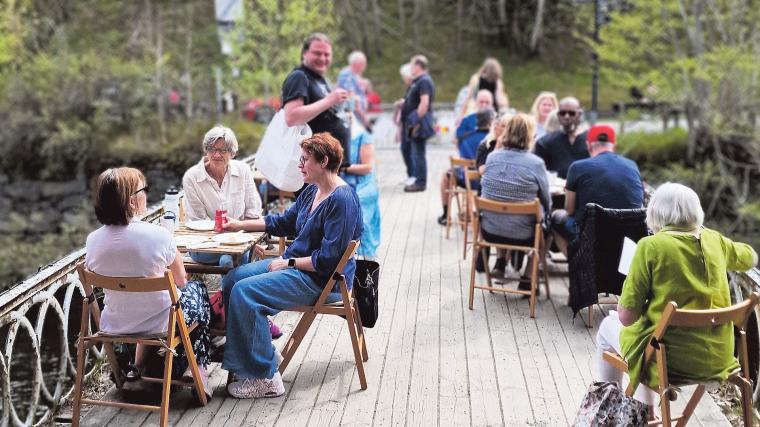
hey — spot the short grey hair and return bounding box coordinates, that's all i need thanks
[646,182,704,233]
[348,51,366,65]
[559,96,581,109]
[399,63,412,79]
[202,125,238,153]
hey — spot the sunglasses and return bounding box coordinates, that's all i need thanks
[132,185,150,196]
[558,110,578,117]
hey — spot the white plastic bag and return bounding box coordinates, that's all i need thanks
[254,110,311,192]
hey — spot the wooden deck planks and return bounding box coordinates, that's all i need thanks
[79,146,734,427]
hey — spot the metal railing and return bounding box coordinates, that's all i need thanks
[0,156,256,426]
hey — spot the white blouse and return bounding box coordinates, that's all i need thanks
[85,219,176,335]
[182,159,263,221]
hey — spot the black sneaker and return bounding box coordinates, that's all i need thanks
[404,183,426,192]
[437,213,447,225]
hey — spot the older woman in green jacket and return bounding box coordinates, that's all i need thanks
[596,182,758,404]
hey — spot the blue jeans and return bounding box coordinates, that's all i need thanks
[411,137,427,186]
[400,131,414,178]
[221,258,341,379]
[189,251,250,269]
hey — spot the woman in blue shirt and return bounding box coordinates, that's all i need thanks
[341,127,381,258]
[220,133,363,399]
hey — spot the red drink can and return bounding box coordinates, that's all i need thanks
[214,209,227,232]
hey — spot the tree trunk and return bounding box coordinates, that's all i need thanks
[398,0,405,34]
[530,0,546,54]
[370,0,382,55]
[154,4,167,145]
[184,1,194,119]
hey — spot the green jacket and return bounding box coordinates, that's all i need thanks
[619,227,756,390]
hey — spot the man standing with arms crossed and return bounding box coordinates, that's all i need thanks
[282,33,351,166]
[402,55,435,192]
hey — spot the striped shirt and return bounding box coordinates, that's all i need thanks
[480,149,551,240]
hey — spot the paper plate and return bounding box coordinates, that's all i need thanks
[175,235,208,247]
[187,241,218,250]
[185,220,215,231]
[211,233,255,245]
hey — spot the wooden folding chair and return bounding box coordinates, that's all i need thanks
[444,156,476,239]
[278,240,369,389]
[461,169,480,259]
[603,292,760,426]
[72,264,208,427]
[468,197,551,318]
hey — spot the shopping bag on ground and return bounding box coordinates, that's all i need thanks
[573,381,648,426]
[254,110,311,192]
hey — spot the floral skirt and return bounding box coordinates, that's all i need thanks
[179,280,211,367]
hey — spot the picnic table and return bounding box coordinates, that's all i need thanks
[174,223,266,274]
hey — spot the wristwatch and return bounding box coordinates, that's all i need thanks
[287,258,296,268]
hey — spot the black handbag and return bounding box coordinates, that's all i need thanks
[353,259,380,328]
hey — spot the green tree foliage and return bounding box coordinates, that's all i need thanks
[229,0,335,100]
[599,0,760,247]
[0,0,225,180]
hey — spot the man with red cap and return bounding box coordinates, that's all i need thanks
[551,124,644,255]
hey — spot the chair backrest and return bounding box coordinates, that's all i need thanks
[76,264,180,305]
[662,293,760,331]
[473,197,542,221]
[313,240,360,305]
[641,293,760,378]
[567,203,648,316]
[450,156,475,168]
[464,169,480,191]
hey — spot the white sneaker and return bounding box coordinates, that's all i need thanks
[504,265,521,280]
[404,177,416,186]
[212,335,226,347]
[226,372,285,399]
[182,364,212,400]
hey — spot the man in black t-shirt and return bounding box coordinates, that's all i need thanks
[282,33,350,166]
[401,55,435,192]
[533,96,589,179]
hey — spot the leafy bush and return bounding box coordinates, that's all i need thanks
[616,128,688,166]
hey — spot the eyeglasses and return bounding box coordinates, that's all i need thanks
[558,110,578,117]
[132,185,150,196]
[207,148,231,155]
[299,155,310,166]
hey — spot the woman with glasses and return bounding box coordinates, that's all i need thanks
[182,125,263,269]
[219,132,363,399]
[84,167,212,398]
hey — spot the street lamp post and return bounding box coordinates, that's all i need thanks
[590,0,600,125]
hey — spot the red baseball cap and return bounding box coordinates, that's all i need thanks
[587,125,616,144]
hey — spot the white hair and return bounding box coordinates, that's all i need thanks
[348,51,366,65]
[646,182,704,233]
[399,63,413,80]
[202,125,238,153]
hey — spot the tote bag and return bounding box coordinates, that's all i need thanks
[254,110,311,192]
[573,381,648,427]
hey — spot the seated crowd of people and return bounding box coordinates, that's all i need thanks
[446,73,759,412]
[84,125,379,401]
[81,51,759,416]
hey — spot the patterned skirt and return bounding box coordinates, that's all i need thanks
[179,280,211,367]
